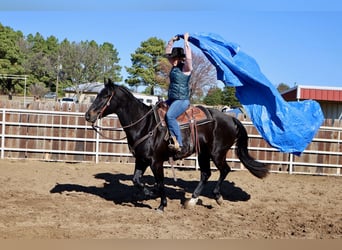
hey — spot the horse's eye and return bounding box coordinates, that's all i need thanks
[100,92,109,98]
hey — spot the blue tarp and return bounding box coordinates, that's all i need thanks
[180,33,324,155]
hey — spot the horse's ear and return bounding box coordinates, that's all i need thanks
[104,78,115,89]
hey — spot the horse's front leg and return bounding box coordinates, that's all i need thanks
[132,159,154,196]
[132,158,147,188]
[150,161,167,212]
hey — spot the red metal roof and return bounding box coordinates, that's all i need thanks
[282,85,342,102]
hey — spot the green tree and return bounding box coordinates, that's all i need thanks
[0,23,26,98]
[221,86,241,107]
[203,87,222,106]
[1,23,121,99]
[23,33,58,87]
[125,37,165,95]
[100,42,122,82]
[58,40,121,95]
[277,82,290,93]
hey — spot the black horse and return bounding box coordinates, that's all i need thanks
[85,79,269,211]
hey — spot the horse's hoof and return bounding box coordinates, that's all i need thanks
[215,195,224,206]
[143,187,155,197]
[183,197,198,209]
[155,207,164,213]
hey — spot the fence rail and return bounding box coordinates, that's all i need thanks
[0,104,341,176]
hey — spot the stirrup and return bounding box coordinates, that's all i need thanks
[173,146,188,160]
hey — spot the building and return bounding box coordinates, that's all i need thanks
[63,82,160,106]
[64,82,104,104]
[281,85,342,120]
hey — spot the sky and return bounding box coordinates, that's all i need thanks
[1,0,342,88]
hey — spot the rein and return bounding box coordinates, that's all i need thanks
[92,108,154,133]
[91,123,125,141]
[91,92,158,153]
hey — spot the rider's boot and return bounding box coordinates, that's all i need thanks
[168,136,181,152]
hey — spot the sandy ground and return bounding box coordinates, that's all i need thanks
[0,159,341,239]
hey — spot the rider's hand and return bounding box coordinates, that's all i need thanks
[183,32,189,41]
[172,35,180,42]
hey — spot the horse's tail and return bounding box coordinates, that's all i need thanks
[234,118,269,178]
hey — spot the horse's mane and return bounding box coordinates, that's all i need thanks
[115,84,149,108]
[116,84,134,97]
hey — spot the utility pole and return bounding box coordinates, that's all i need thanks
[55,56,62,101]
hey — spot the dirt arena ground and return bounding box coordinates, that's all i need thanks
[0,159,340,239]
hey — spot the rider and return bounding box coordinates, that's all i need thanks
[164,32,193,154]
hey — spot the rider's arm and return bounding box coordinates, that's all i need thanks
[165,36,179,54]
[183,32,192,74]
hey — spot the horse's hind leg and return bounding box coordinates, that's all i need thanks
[150,160,167,212]
[212,154,231,205]
[183,152,211,209]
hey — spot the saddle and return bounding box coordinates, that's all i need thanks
[154,101,212,155]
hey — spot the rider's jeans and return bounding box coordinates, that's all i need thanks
[165,99,190,147]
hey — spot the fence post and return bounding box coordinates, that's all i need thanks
[289,153,293,174]
[1,109,5,159]
[337,130,341,176]
[95,119,100,164]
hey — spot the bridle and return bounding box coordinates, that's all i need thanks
[91,90,155,131]
[97,91,115,121]
[91,91,118,139]
[90,90,161,153]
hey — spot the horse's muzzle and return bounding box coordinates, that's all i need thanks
[85,111,97,123]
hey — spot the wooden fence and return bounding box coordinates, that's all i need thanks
[0,100,341,176]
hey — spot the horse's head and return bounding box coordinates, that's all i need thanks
[85,78,118,123]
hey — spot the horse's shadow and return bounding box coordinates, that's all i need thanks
[50,171,250,209]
